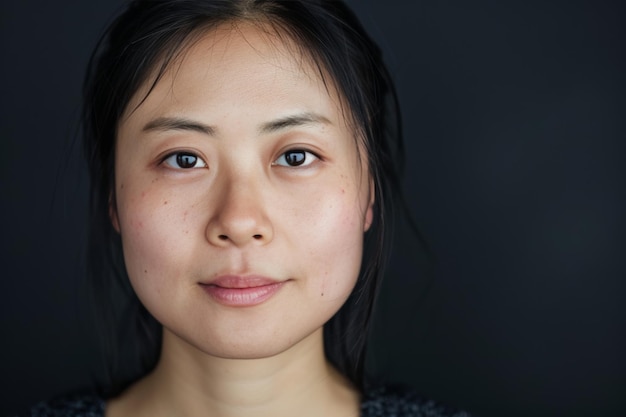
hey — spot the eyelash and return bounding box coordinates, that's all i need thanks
[161,152,207,169]
[273,149,319,168]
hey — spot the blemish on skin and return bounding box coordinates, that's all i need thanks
[320,278,327,298]
[120,183,124,189]
[163,200,168,205]
[144,269,147,274]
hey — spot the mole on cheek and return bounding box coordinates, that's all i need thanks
[320,275,328,298]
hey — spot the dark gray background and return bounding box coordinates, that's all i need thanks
[1,1,624,416]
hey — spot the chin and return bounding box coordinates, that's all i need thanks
[163,321,325,362]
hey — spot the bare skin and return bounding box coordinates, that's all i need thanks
[107,23,371,417]
[107,328,359,417]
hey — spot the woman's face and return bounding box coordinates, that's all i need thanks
[113,24,373,359]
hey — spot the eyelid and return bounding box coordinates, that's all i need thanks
[160,150,208,169]
[272,148,321,167]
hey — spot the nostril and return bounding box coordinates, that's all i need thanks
[253,234,262,240]
[218,235,228,241]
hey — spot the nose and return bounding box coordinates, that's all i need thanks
[205,175,273,248]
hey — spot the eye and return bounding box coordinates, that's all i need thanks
[273,150,318,167]
[162,152,207,169]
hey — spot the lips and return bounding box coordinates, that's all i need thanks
[200,275,286,307]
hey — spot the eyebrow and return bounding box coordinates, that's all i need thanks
[258,112,331,134]
[141,112,331,137]
[142,117,216,136]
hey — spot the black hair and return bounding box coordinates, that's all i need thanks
[83,0,404,397]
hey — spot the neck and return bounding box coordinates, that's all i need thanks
[107,328,360,417]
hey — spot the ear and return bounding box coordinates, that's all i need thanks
[363,178,375,232]
[109,191,120,233]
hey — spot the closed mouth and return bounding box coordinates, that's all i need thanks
[200,275,286,306]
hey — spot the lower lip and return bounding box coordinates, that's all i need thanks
[201,282,285,307]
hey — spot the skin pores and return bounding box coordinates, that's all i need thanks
[112,24,374,361]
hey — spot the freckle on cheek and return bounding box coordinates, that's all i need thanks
[163,200,168,205]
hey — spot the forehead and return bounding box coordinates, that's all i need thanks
[122,22,345,123]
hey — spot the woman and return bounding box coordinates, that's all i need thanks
[20,1,469,416]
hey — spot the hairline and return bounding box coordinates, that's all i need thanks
[115,17,371,194]
[120,18,366,149]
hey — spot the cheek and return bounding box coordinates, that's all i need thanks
[116,185,191,295]
[295,187,366,300]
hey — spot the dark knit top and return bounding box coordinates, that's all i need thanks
[15,385,471,417]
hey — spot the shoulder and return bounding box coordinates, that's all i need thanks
[360,385,472,417]
[12,395,105,417]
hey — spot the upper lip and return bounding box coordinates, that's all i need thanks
[202,275,281,288]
